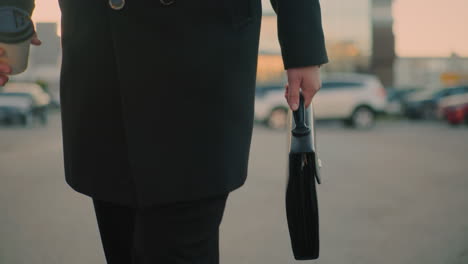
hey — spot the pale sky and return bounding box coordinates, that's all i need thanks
[393,0,468,57]
[32,0,468,57]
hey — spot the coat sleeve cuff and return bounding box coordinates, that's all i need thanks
[281,41,329,70]
[272,0,329,70]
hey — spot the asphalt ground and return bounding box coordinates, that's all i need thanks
[1,112,468,264]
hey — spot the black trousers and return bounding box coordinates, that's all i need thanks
[92,194,229,264]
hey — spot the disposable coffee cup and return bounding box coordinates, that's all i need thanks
[0,7,35,75]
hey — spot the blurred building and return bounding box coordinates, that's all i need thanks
[395,53,468,89]
[324,40,368,73]
[30,23,61,66]
[321,0,373,72]
[258,11,285,85]
[370,0,396,87]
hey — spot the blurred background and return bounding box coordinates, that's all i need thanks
[1,0,467,263]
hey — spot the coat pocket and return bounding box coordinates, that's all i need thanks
[224,0,254,30]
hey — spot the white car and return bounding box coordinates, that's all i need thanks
[255,73,387,129]
[2,82,51,107]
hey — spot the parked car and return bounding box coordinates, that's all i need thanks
[404,85,468,120]
[255,84,286,129]
[385,87,421,116]
[255,73,387,129]
[442,103,468,125]
[438,91,468,125]
[1,82,51,124]
[0,93,34,126]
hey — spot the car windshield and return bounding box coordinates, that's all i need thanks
[321,81,363,89]
[413,89,443,98]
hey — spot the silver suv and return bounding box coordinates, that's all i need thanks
[255,73,387,129]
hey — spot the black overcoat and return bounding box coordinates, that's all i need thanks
[6,0,328,207]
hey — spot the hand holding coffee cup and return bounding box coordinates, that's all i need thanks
[0,7,42,86]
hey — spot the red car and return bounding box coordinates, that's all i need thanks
[443,103,468,125]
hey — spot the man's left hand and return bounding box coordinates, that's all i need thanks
[285,65,322,111]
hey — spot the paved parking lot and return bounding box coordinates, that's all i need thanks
[1,112,468,264]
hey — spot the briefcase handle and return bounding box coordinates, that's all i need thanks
[292,93,310,137]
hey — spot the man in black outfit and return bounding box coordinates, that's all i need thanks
[0,0,328,263]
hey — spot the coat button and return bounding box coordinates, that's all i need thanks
[109,0,125,10]
[160,0,175,6]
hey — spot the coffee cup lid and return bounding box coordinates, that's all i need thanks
[0,7,34,44]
